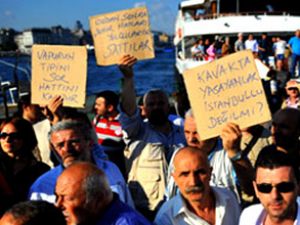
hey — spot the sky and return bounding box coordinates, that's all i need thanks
[0,0,182,35]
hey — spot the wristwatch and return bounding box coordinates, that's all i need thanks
[230,151,243,162]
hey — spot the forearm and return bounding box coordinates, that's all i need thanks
[230,155,255,196]
[121,77,137,116]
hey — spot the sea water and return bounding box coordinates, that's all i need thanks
[0,50,177,99]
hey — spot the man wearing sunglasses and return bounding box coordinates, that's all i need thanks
[281,79,300,110]
[239,145,300,225]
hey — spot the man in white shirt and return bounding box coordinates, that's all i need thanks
[245,34,259,56]
[239,145,300,225]
[155,146,240,225]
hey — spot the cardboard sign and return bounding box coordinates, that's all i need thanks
[183,50,271,140]
[90,7,155,66]
[31,45,87,108]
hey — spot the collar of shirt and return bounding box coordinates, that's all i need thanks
[173,187,232,224]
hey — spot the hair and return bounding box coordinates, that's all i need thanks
[143,89,169,106]
[66,162,113,208]
[0,117,37,157]
[48,120,92,142]
[255,145,300,182]
[4,200,66,225]
[95,90,119,109]
[184,108,194,119]
[16,94,31,116]
[273,108,300,132]
[81,164,112,206]
[61,111,92,128]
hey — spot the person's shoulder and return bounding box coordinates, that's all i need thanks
[33,119,51,130]
[93,157,124,181]
[29,166,63,200]
[213,186,236,198]
[101,197,152,225]
[155,194,181,221]
[28,161,51,177]
[212,186,240,209]
[31,166,62,187]
[239,203,264,224]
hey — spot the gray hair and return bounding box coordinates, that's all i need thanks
[48,120,92,142]
[82,167,112,206]
[185,108,194,119]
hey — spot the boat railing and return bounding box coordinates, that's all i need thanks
[184,11,299,22]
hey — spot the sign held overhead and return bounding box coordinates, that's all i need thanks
[183,50,271,140]
[90,7,155,66]
[31,44,87,108]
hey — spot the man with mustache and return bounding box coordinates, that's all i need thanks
[154,146,240,225]
[166,109,256,205]
[239,145,300,225]
[118,55,186,219]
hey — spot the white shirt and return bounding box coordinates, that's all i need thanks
[245,39,259,52]
[239,199,300,225]
[33,119,53,167]
[155,187,240,225]
[274,40,287,55]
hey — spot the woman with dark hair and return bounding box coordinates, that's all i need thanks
[0,117,50,203]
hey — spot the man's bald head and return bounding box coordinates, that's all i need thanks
[172,146,212,205]
[173,146,210,172]
[55,162,113,225]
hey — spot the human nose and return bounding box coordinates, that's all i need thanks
[270,186,281,200]
[189,172,201,186]
[186,133,194,143]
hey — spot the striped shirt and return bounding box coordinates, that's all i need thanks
[93,114,123,144]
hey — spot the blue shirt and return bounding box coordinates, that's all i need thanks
[96,195,152,225]
[29,146,134,207]
[288,36,300,55]
[155,187,240,225]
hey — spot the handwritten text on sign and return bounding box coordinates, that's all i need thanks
[183,50,271,140]
[90,7,155,66]
[31,45,87,108]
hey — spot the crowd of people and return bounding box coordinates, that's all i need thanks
[190,30,300,78]
[191,30,300,114]
[0,32,299,225]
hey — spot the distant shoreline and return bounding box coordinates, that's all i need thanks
[0,51,29,58]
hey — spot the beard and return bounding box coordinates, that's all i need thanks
[147,109,169,126]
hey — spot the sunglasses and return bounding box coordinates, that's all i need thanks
[0,132,21,140]
[256,182,295,193]
[287,87,298,91]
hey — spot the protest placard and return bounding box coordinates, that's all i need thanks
[183,50,272,140]
[31,45,87,108]
[90,6,155,66]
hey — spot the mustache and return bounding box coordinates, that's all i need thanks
[63,152,80,160]
[185,185,204,194]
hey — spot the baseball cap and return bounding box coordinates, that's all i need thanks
[285,80,299,90]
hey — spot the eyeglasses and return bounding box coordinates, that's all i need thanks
[287,87,298,91]
[0,132,21,140]
[256,182,295,193]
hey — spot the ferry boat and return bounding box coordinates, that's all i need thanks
[174,0,300,74]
